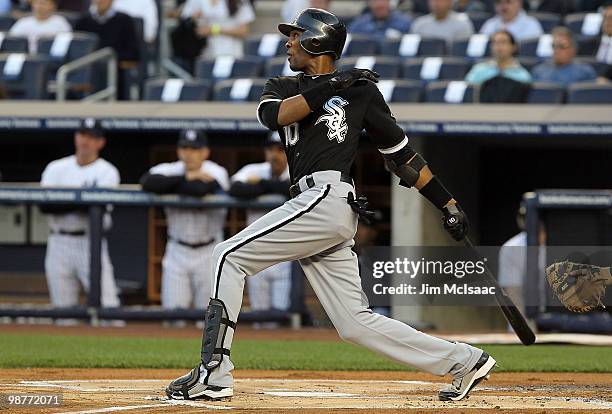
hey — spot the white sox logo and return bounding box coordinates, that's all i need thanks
[315,96,349,144]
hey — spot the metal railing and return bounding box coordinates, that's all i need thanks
[56,47,117,102]
[161,58,194,81]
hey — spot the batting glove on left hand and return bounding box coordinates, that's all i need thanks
[442,204,469,241]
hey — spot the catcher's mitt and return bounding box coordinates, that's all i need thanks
[545,261,612,313]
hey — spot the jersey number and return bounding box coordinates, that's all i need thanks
[284,123,299,146]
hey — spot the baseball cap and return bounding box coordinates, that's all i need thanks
[177,129,208,148]
[78,117,104,138]
[264,132,284,148]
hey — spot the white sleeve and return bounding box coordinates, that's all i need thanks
[40,163,57,187]
[99,165,120,187]
[231,164,256,183]
[58,16,73,33]
[215,167,230,191]
[181,0,200,19]
[234,1,256,25]
[479,18,495,35]
[143,0,159,43]
[149,163,181,176]
[8,19,27,37]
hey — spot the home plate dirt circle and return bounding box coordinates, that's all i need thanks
[1,374,611,413]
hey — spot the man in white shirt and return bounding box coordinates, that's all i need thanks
[40,118,121,312]
[9,0,72,53]
[229,133,291,325]
[596,3,612,81]
[480,0,543,41]
[112,0,159,44]
[140,130,230,311]
[411,0,474,42]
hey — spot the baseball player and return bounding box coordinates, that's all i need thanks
[40,118,121,314]
[140,129,229,311]
[229,133,292,322]
[167,8,495,402]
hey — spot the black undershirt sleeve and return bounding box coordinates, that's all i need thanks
[229,179,290,199]
[140,173,183,194]
[175,179,220,197]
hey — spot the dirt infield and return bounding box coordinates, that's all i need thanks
[0,369,611,413]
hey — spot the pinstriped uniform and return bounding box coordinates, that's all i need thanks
[231,161,292,312]
[148,160,230,309]
[40,155,120,307]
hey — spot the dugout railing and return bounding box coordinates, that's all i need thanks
[0,184,304,327]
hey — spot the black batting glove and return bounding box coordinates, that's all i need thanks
[442,204,469,241]
[329,69,380,92]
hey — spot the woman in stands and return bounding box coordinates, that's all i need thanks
[181,0,256,58]
[465,30,532,85]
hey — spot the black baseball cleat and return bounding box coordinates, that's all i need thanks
[165,364,233,401]
[438,352,496,401]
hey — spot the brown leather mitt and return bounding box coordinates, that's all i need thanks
[546,261,612,313]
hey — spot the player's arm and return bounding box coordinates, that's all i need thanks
[230,179,290,199]
[38,163,87,215]
[364,88,467,241]
[257,70,380,130]
[175,179,220,197]
[140,172,183,194]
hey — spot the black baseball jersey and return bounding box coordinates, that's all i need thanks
[257,72,407,183]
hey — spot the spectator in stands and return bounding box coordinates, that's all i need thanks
[282,0,309,23]
[75,0,139,100]
[9,0,72,53]
[40,118,122,322]
[480,0,543,41]
[532,26,598,87]
[411,0,474,42]
[453,0,488,13]
[57,0,88,12]
[229,132,291,327]
[348,0,412,40]
[0,0,11,14]
[181,0,255,58]
[140,129,229,314]
[596,2,612,82]
[465,30,532,84]
[525,0,575,16]
[113,0,159,44]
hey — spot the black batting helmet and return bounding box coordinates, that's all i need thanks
[278,8,347,60]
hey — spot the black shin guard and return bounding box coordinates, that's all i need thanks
[200,298,235,372]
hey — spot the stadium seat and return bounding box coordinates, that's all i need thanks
[0,34,28,53]
[528,12,562,33]
[144,78,211,101]
[0,53,49,99]
[212,78,267,102]
[527,82,565,104]
[338,56,401,79]
[195,56,263,81]
[244,33,286,58]
[425,80,476,103]
[564,12,603,36]
[342,34,379,56]
[519,35,553,59]
[0,15,15,32]
[466,11,492,32]
[566,83,612,104]
[517,56,540,71]
[401,57,470,82]
[380,35,446,57]
[37,32,99,93]
[376,79,422,102]
[450,34,491,59]
[576,35,600,56]
[264,56,299,78]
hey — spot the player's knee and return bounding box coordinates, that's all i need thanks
[336,311,370,343]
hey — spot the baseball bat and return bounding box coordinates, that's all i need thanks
[464,237,536,346]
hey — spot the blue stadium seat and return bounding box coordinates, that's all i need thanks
[401,57,471,82]
[527,82,565,104]
[195,56,263,81]
[564,13,602,36]
[0,53,49,99]
[144,78,211,101]
[519,36,553,59]
[0,16,15,32]
[37,32,99,92]
[380,36,446,57]
[528,12,562,33]
[566,83,612,104]
[577,35,600,56]
[244,33,286,58]
[342,34,379,56]
[450,35,491,59]
[263,56,299,78]
[212,78,267,102]
[338,56,401,79]
[376,79,422,102]
[517,56,540,71]
[425,81,476,103]
[466,11,492,32]
[0,35,28,53]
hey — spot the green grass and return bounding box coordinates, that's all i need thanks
[1,333,610,372]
